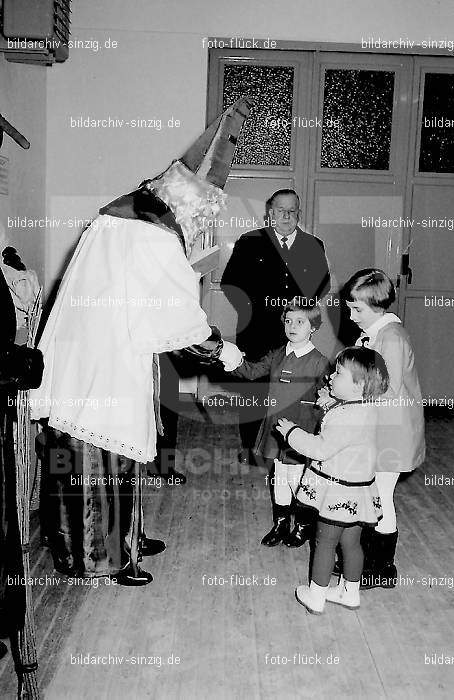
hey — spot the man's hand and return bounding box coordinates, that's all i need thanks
[276,417,297,439]
[219,341,244,371]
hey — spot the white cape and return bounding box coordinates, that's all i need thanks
[30,214,211,463]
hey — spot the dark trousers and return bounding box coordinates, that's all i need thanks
[237,378,267,450]
[155,353,180,472]
[0,404,26,633]
[311,521,363,587]
[41,427,142,577]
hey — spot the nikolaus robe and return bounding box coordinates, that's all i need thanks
[30,211,214,577]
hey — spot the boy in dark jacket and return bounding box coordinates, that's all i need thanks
[226,300,329,547]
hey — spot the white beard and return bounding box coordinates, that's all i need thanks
[148,161,226,256]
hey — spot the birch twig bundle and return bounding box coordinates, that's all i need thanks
[15,287,42,699]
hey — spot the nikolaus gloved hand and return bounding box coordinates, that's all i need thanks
[180,326,223,365]
[179,327,243,370]
[219,340,244,371]
[0,345,44,389]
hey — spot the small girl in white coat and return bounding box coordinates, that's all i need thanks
[276,347,389,614]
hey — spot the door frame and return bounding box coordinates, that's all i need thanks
[399,56,454,317]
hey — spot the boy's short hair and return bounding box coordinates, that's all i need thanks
[336,346,389,399]
[343,268,395,309]
[281,298,322,331]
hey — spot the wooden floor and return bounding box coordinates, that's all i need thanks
[1,403,454,699]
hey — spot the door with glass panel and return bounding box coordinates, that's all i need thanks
[399,58,454,399]
[201,48,450,399]
[197,51,313,399]
[203,51,313,349]
[306,52,413,349]
[200,50,412,397]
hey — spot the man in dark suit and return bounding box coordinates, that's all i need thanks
[221,189,330,463]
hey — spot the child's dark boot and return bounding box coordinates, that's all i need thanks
[261,505,291,546]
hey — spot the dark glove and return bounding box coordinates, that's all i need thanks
[2,246,26,271]
[180,326,223,366]
[0,345,44,389]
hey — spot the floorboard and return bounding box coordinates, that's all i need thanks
[1,404,454,699]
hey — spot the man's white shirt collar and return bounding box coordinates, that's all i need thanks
[361,312,401,343]
[274,229,297,249]
[285,340,314,357]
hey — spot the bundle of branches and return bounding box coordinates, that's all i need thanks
[15,288,42,699]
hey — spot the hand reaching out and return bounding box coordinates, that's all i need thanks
[276,417,297,439]
[316,385,336,411]
[219,340,244,371]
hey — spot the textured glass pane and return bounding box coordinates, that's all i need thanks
[223,64,294,166]
[321,69,394,170]
[419,73,454,173]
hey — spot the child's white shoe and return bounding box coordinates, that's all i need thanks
[295,581,328,614]
[326,576,360,610]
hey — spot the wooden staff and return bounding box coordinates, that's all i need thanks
[0,114,30,149]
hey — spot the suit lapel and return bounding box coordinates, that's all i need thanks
[260,226,282,256]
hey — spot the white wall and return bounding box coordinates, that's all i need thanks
[45,28,206,291]
[71,0,454,42]
[44,0,454,290]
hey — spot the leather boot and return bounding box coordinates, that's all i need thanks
[111,564,153,586]
[261,506,291,546]
[238,448,252,465]
[295,581,328,615]
[285,522,314,548]
[286,504,314,548]
[150,458,186,484]
[140,536,166,557]
[361,530,398,589]
[162,466,186,484]
[360,527,373,569]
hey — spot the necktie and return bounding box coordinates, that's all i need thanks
[281,236,289,255]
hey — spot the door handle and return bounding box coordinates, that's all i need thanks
[401,253,413,285]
